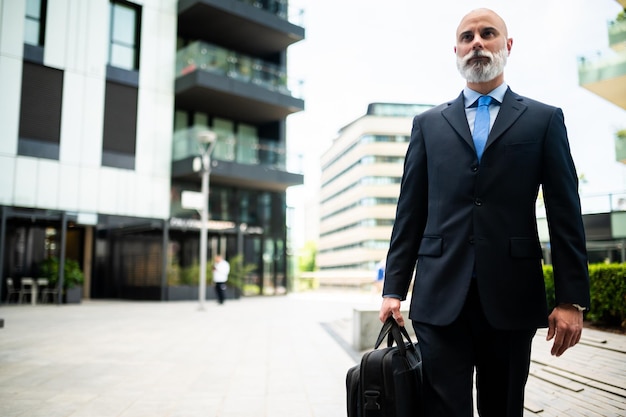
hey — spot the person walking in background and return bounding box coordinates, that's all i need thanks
[373,258,386,293]
[212,255,230,305]
[379,8,590,417]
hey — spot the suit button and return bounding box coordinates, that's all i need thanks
[474,198,483,206]
[471,165,478,172]
[469,236,475,244]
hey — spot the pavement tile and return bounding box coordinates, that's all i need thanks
[1,290,624,417]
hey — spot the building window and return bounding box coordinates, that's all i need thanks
[108,1,141,71]
[18,62,63,159]
[102,81,138,169]
[24,0,46,46]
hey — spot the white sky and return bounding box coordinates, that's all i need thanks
[286,0,626,245]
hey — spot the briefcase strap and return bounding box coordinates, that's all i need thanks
[374,317,415,355]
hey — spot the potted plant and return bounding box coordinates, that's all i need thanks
[39,257,85,303]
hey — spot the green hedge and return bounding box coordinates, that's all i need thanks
[543,263,626,328]
[167,254,256,291]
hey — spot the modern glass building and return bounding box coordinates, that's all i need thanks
[0,0,304,301]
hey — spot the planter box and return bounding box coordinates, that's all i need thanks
[166,285,198,301]
[64,286,82,304]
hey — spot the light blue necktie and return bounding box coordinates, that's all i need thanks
[473,95,493,162]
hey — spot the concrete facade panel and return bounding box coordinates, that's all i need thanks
[14,157,38,206]
[44,0,70,70]
[97,168,119,214]
[35,159,60,208]
[0,56,21,156]
[0,0,25,58]
[78,166,100,212]
[58,163,80,210]
[0,156,15,205]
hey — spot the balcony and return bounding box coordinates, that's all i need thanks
[172,125,289,168]
[236,0,298,23]
[608,18,626,51]
[178,0,304,56]
[578,50,626,109]
[171,126,303,191]
[175,41,304,123]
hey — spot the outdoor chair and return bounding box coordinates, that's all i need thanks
[40,280,59,304]
[18,277,35,304]
[36,278,49,303]
[5,278,20,303]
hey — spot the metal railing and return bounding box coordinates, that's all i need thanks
[237,0,304,25]
[577,49,626,84]
[176,41,303,99]
[608,18,626,50]
[537,191,626,217]
[172,125,302,172]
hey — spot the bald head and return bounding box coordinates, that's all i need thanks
[457,8,508,40]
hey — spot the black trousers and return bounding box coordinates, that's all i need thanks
[215,283,226,304]
[413,282,536,417]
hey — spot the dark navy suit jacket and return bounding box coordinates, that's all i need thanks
[383,88,590,330]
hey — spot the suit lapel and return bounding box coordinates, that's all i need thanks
[486,88,527,149]
[441,92,473,149]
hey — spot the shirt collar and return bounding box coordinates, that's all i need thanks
[463,82,507,108]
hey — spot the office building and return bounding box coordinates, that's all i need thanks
[0,0,304,301]
[317,103,432,285]
[565,0,626,262]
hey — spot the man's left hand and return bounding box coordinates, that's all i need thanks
[546,304,584,357]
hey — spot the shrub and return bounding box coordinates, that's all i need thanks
[587,264,626,327]
[39,257,84,289]
[227,254,256,292]
[543,264,555,310]
[544,263,626,328]
[168,255,256,292]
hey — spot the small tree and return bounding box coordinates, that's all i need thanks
[298,240,317,272]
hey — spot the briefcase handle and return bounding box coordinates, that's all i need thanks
[374,317,416,356]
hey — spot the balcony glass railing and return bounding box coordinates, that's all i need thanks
[172,126,295,171]
[176,41,303,99]
[608,19,626,50]
[237,0,304,25]
[537,191,626,217]
[577,49,626,84]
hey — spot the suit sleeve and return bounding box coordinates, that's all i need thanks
[541,108,590,308]
[382,115,429,300]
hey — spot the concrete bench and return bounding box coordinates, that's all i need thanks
[352,308,416,351]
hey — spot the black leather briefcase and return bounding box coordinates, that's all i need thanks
[346,317,423,417]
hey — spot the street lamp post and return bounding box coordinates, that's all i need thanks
[197,130,217,311]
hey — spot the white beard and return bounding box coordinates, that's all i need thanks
[456,47,508,83]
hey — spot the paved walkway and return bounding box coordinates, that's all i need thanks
[0,290,624,417]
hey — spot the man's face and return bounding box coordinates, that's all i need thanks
[456,44,508,84]
[454,9,512,83]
